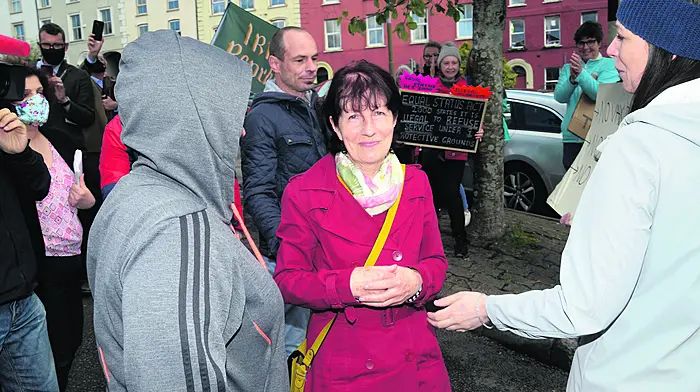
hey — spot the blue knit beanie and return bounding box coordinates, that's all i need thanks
[617,0,700,60]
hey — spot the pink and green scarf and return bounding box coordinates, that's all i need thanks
[335,152,404,216]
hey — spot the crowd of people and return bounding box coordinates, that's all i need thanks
[0,0,698,391]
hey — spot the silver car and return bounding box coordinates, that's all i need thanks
[463,90,567,214]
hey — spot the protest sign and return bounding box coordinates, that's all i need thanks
[547,83,633,221]
[211,3,279,94]
[567,75,599,140]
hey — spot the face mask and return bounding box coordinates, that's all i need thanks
[40,48,65,66]
[15,94,50,127]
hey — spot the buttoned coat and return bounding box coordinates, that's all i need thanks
[274,154,451,391]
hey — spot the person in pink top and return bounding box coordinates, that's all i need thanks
[274,60,450,391]
[14,66,95,391]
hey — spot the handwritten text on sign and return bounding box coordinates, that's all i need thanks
[397,90,487,153]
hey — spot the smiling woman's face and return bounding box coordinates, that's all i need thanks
[607,21,649,93]
[331,96,396,172]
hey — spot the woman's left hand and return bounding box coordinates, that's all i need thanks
[69,174,96,209]
[427,291,488,332]
[358,265,423,307]
[476,123,485,141]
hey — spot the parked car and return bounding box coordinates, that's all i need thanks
[463,89,567,214]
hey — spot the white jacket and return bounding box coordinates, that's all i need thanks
[486,78,700,391]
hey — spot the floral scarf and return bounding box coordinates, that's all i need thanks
[335,152,404,216]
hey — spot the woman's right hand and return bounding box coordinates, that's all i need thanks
[350,265,398,298]
[0,109,28,154]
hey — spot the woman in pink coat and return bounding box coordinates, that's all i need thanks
[274,60,451,391]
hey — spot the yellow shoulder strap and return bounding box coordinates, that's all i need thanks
[304,165,405,366]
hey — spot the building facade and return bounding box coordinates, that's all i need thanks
[197,0,302,45]
[2,0,40,45]
[301,0,609,91]
[124,0,198,44]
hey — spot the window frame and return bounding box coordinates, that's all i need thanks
[581,11,598,24]
[169,19,181,35]
[10,0,22,13]
[67,12,84,42]
[38,0,51,8]
[509,19,525,50]
[167,0,179,10]
[410,13,428,44]
[136,0,147,15]
[323,19,342,52]
[137,23,149,37]
[240,0,254,10]
[270,0,285,7]
[508,0,526,6]
[40,18,53,26]
[12,23,25,41]
[544,67,560,91]
[270,19,286,29]
[456,3,473,40]
[98,7,114,36]
[366,14,385,48]
[322,0,339,4]
[508,99,562,134]
[211,0,226,15]
[544,15,561,47]
[66,0,79,3]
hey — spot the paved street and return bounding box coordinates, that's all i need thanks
[67,297,567,391]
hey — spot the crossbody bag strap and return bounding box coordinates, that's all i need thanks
[302,164,406,367]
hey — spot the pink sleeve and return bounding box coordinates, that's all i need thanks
[273,183,358,311]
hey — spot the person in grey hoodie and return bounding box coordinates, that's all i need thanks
[428,0,700,391]
[86,30,287,391]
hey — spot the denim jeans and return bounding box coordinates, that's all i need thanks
[0,293,59,391]
[263,256,310,358]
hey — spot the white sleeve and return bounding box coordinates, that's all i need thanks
[485,125,659,339]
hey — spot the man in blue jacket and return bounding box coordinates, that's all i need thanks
[554,21,620,170]
[241,27,326,358]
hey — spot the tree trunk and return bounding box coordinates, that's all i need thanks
[471,0,507,240]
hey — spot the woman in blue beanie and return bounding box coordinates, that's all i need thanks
[428,0,700,390]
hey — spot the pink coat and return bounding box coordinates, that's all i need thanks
[274,154,451,391]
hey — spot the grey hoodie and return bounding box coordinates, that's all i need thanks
[87,30,287,391]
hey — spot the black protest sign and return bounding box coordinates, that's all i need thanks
[396,90,488,153]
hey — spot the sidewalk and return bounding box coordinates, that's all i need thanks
[439,209,576,370]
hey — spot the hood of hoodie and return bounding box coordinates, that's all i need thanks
[250,79,316,110]
[617,78,700,148]
[115,30,251,222]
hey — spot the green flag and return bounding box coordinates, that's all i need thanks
[212,3,279,94]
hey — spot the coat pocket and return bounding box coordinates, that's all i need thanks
[282,134,313,147]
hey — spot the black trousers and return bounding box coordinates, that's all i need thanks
[423,157,467,240]
[34,255,84,392]
[562,142,584,171]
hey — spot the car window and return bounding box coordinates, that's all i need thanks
[508,101,561,134]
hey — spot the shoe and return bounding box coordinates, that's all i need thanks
[454,236,468,258]
[464,209,472,227]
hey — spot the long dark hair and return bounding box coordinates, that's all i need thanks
[631,45,700,111]
[20,65,55,103]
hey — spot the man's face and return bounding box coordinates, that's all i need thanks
[39,31,67,52]
[423,47,439,67]
[576,36,600,62]
[270,30,318,96]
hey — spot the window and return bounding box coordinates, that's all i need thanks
[509,0,525,5]
[138,23,148,37]
[509,19,525,49]
[366,15,384,47]
[545,67,560,91]
[322,0,339,3]
[136,0,147,15]
[456,4,473,39]
[240,0,254,10]
[13,24,25,41]
[67,0,79,3]
[41,18,52,26]
[99,8,113,35]
[324,19,341,51]
[508,101,561,133]
[410,13,428,43]
[169,19,181,35]
[39,0,51,8]
[10,0,21,13]
[270,0,285,5]
[271,19,286,29]
[544,15,560,47]
[69,13,83,41]
[581,11,598,23]
[168,0,179,10]
[212,0,225,14]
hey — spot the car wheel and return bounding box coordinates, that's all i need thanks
[504,162,547,214]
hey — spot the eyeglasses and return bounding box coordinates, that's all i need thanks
[423,54,439,59]
[576,39,598,48]
[39,42,66,50]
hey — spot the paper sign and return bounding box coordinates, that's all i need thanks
[547,83,633,221]
[399,73,439,93]
[567,93,596,140]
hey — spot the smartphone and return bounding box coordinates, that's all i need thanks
[92,20,105,41]
[425,299,446,313]
[40,64,54,77]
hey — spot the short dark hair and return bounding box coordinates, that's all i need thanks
[631,44,700,111]
[321,60,401,155]
[269,27,305,60]
[423,41,442,54]
[574,21,603,43]
[39,23,66,42]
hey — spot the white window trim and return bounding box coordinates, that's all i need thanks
[365,15,385,48]
[167,0,180,11]
[270,18,286,28]
[581,11,598,24]
[543,0,561,3]
[169,19,181,34]
[324,19,342,52]
[38,0,51,9]
[97,7,114,36]
[67,12,85,42]
[508,0,526,7]
[40,18,53,25]
[137,23,148,37]
[12,23,25,41]
[211,0,225,15]
[544,15,561,48]
[136,0,147,15]
[456,4,473,40]
[10,0,22,13]
[322,0,340,4]
[66,0,80,4]
[509,19,525,49]
[240,0,254,10]
[269,0,286,7]
[410,13,428,44]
